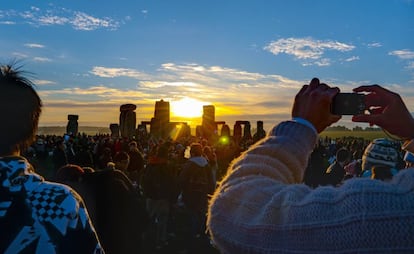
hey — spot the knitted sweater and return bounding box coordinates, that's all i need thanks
[207,121,414,253]
[0,156,104,254]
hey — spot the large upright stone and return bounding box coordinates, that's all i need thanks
[120,104,137,139]
[66,114,79,135]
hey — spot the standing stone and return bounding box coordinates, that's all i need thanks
[120,104,137,139]
[66,114,79,135]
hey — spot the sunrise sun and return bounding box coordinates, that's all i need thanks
[171,97,205,118]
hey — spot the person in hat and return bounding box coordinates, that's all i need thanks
[360,138,401,179]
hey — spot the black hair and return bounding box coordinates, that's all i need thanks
[113,151,130,162]
[0,64,42,155]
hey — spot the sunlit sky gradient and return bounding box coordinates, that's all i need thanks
[1,1,414,131]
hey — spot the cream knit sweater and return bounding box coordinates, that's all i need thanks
[207,121,414,253]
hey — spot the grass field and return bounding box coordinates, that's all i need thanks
[319,130,391,141]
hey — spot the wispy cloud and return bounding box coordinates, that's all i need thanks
[345,56,360,62]
[0,6,120,31]
[389,49,414,70]
[12,52,29,58]
[24,43,45,48]
[367,42,382,48]
[264,37,355,66]
[71,12,118,31]
[90,66,149,79]
[33,57,52,62]
[0,21,15,25]
[389,49,414,59]
[34,79,55,85]
[89,63,304,117]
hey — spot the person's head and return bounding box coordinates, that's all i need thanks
[157,144,169,159]
[129,140,139,152]
[0,64,42,155]
[56,139,65,150]
[361,138,399,173]
[55,164,84,183]
[114,151,130,171]
[190,143,203,157]
[336,148,351,164]
[371,165,394,181]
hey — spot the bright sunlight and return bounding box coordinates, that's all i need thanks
[171,97,205,118]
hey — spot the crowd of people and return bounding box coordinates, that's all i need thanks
[24,132,229,253]
[18,115,413,253]
[3,64,414,254]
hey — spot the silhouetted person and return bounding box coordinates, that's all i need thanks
[52,139,68,171]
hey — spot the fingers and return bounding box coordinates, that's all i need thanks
[353,84,398,97]
[352,114,385,127]
[309,78,320,89]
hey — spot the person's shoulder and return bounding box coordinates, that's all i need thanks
[27,181,84,217]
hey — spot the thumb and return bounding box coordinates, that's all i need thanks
[352,114,384,127]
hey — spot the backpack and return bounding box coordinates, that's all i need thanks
[141,162,176,200]
[181,161,214,210]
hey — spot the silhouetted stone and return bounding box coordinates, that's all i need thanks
[66,114,79,135]
[120,104,137,138]
[253,121,266,142]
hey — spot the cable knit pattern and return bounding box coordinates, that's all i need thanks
[207,121,414,253]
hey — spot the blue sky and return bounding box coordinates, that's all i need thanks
[1,0,414,131]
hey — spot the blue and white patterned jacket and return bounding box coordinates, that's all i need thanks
[0,156,104,254]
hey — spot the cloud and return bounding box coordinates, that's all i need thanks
[87,63,303,112]
[140,81,199,88]
[34,79,55,85]
[389,49,414,59]
[44,85,148,98]
[90,66,149,79]
[12,52,28,58]
[0,21,15,25]
[345,56,360,62]
[71,12,119,31]
[0,6,120,31]
[367,42,382,48]
[264,37,355,66]
[407,62,414,69]
[33,57,52,62]
[24,43,45,48]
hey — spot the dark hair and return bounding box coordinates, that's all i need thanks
[55,164,84,182]
[114,151,130,162]
[0,64,42,155]
[190,143,203,157]
[336,148,351,163]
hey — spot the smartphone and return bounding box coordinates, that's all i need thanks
[331,93,366,115]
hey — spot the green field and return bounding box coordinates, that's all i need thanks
[320,130,390,141]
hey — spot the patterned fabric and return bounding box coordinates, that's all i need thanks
[362,138,400,171]
[0,156,104,254]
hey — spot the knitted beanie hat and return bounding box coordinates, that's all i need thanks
[361,138,399,172]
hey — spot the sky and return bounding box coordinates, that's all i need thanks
[1,0,414,132]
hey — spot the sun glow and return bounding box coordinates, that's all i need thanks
[171,97,205,118]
